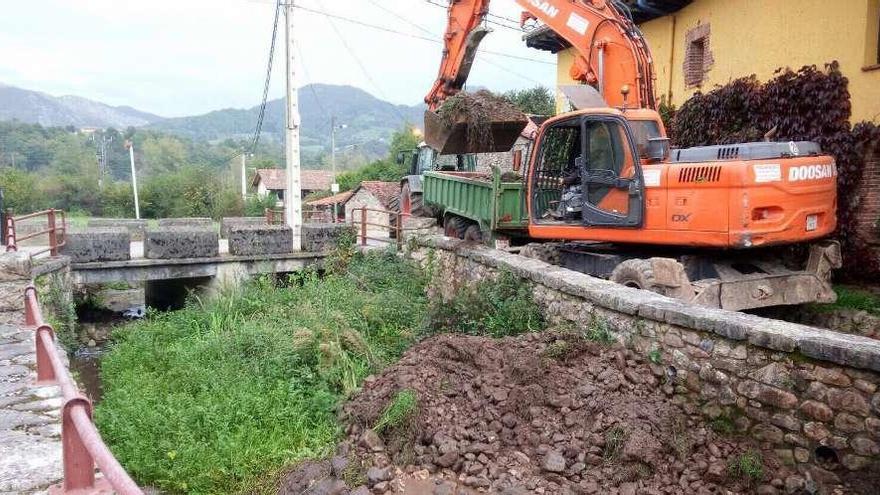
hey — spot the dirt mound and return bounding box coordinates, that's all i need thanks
[281,333,864,494]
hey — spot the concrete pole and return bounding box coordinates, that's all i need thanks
[241,153,247,200]
[128,143,141,220]
[284,0,302,250]
[330,116,336,223]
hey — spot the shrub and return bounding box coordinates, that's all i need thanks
[728,450,764,483]
[424,270,545,338]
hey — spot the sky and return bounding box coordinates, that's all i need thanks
[0,0,558,118]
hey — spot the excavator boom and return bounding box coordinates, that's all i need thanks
[424,0,658,154]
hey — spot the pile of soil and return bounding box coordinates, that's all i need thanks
[280,332,862,495]
[436,91,526,151]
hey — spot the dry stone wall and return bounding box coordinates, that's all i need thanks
[413,236,880,479]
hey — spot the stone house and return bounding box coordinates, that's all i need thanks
[345,181,400,238]
[305,190,354,223]
[476,117,543,174]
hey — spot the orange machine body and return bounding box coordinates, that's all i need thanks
[526,109,837,248]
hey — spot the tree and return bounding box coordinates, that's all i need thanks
[503,86,555,116]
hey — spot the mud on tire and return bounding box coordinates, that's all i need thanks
[610,258,666,295]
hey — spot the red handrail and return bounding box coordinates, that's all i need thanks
[349,207,412,249]
[24,285,143,494]
[5,209,67,257]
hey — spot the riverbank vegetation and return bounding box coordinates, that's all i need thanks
[95,246,545,493]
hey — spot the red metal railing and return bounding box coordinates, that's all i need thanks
[5,209,67,257]
[349,207,414,249]
[24,285,143,494]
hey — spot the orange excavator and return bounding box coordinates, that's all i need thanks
[416,0,842,311]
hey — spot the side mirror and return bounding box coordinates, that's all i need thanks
[395,151,406,165]
[512,149,523,172]
[646,138,670,162]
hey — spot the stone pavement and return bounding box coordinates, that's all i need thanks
[0,322,63,494]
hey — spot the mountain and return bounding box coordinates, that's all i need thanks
[0,83,163,128]
[149,84,425,161]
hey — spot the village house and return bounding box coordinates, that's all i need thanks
[251,168,335,201]
[304,190,354,223]
[527,0,880,123]
[344,181,400,237]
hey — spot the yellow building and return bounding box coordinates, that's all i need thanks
[530,0,880,123]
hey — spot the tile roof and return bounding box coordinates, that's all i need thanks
[306,190,354,207]
[356,181,400,209]
[252,168,335,191]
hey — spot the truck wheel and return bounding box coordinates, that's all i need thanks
[443,216,467,239]
[463,224,483,243]
[399,183,423,216]
[610,259,664,294]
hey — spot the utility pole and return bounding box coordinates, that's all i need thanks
[284,0,302,250]
[330,116,344,222]
[241,153,247,200]
[125,140,141,219]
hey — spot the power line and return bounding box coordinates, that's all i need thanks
[365,0,434,36]
[316,1,414,125]
[250,0,282,153]
[290,3,554,66]
[423,0,524,32]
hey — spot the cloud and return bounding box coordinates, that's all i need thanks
[0,0,556,116]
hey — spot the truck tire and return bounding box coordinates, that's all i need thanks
[610,258,665,294]
[399,183,423,216]
[443,216,467,239]
[463,224,483,243]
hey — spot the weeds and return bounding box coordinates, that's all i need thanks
[424,269,544,338]
[670,416,693,461]
[373,389,418,434]
[821,286,880,315]
[648,348,663,364]
[603,426,628,462]
[585,317,615,345]
[96,251,427,493]
[728,450,764,483]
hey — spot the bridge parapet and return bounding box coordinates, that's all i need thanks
[62,228,130,263]
[228,224,292,255]
[144,227,218,259]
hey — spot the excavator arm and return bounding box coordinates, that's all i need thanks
[424,0,657,111]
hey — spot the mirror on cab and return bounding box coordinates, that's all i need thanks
[646,137,670,162]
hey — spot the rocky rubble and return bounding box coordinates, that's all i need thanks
[280,333,874,494]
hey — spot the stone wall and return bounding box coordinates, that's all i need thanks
[855,142,880,267]
[413,237,880,479]
[220,217,267,238]
[144,227,219,259]
[0,252,32,324]
[228,225,292,255]
[87,218,147,241]
[345,189,390,237]
[302,224,355,253]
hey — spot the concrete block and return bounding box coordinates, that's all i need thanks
[158,217,214,228]
[61,228,131,263]
[0,252,32,282]
[144,227,218,259]
[87,218,148,241]
[228,225,293,255]
[221,217,267,238]
[302,223,355,253]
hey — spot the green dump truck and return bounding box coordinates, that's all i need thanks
[422,167,528,243]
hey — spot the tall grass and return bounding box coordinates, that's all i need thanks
[96,251,426,494]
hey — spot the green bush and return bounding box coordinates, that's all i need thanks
[96,252,427,493]
[424,270,545,338]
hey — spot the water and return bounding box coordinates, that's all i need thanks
[70,346,106,403]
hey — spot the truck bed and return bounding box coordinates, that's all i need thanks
[422,169,528,233]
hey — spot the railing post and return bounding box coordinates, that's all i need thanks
[48,209,58,256]
[360,209,367,247]
[59,397,97,491]
[5,213,16,252]
[396,213,402,250]
[35,325,58,384]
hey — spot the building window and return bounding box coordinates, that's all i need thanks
[683,23,713,87]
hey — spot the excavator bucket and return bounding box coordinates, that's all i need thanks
[424,108,528,155]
